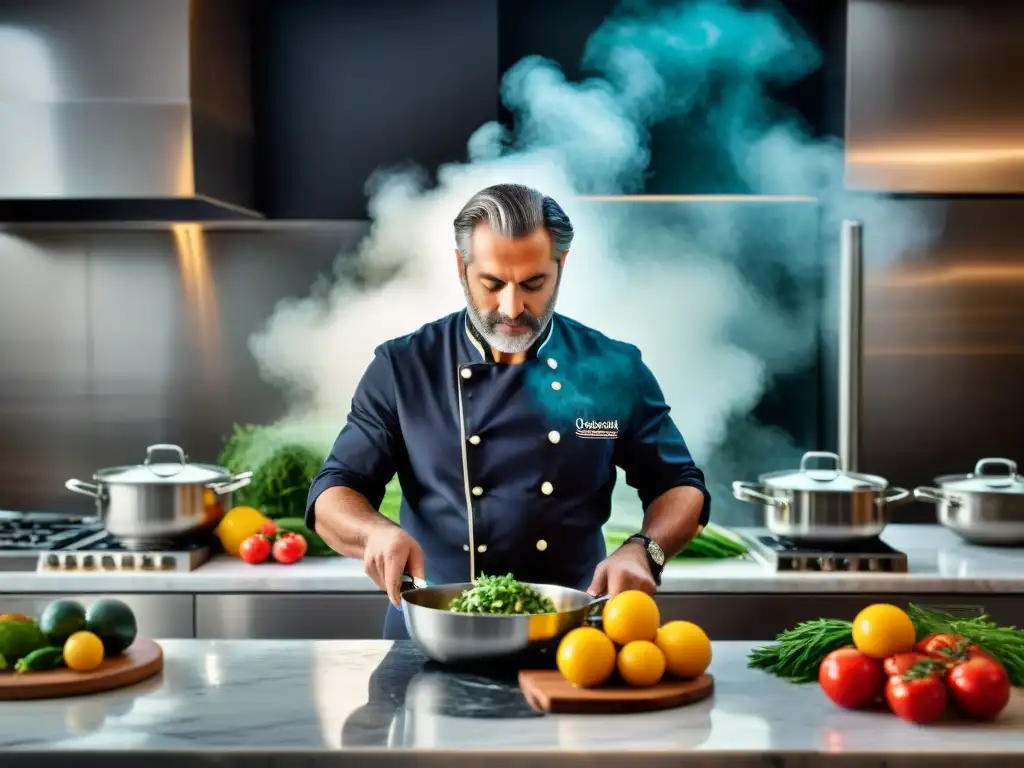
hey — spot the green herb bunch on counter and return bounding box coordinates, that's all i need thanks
[217,424,328,520]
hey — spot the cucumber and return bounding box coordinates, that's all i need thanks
[14,646,64,673]
[0,651,7,671]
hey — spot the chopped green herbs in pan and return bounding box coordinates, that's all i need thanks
[448,573,557,615]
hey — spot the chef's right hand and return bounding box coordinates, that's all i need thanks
[363,525,426,608]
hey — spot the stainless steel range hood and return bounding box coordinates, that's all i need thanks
[0,0,261,225]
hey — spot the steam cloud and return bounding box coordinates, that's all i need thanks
[248,1,936,525]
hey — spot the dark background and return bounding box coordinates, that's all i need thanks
[252,0,847,220]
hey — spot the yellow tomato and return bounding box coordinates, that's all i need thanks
[602,591,660,646]
[617,640,666,687]
[214,506,270,556]
[556,627,617,688]
[851,604,916,659]
[656,620,712,679]
[64,631,105,672]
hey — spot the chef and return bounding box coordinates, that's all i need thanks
[306,183,710,640]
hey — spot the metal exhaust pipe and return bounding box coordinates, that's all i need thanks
[838,220,864,472]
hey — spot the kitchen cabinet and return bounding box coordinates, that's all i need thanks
[0,594,194,638]
[253,0,500,220]
[195,594,389,639]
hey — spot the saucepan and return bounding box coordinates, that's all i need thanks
[400,576,609,665]
[914,457,1024,546]
[65,443,252,549]
[732,451,911,542]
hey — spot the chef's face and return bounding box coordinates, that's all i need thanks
[459,224,567,355]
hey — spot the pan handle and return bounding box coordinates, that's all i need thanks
[585,593,611,624]
[914,487,962,508]
[401,574,428,592]
[732,481,788,509]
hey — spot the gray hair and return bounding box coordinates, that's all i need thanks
[453,183,574,265]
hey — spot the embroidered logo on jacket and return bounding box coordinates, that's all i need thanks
[575,418,619,440]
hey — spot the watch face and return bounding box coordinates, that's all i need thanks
[648,541,666,567]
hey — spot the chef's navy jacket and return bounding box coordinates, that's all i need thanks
[306,310,710,638]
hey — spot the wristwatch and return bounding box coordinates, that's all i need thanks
[623,533,666,585]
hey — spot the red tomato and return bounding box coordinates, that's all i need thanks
[239,535,271,564]
[285,532,308,558]
[883,653,945,679]
[257,521,278,537]
[946,658,1011,720]
[915,634,992,664]
[819,648,885,710]
[272,533,306,564]
[885,673,947,724]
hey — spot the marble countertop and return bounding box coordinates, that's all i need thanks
[1,639,1022,767]
[4,525,1024,594]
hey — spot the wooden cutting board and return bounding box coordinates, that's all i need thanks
[519,670,714,714]
[0,637,163,701]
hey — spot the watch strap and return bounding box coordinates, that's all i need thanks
[624,533,665,585]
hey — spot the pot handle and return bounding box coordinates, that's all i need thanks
[914,486,962,508]
[144,443,189,478]
[799,451,843,481]
[972,458,1018,486]
[65,479,102,499]
[877,487,911,506]
[207,471,253,495]
[732,481,789,509]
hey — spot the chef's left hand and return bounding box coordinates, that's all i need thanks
[587,542,656,596]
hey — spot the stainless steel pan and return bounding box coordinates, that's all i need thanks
[399,576,608,665]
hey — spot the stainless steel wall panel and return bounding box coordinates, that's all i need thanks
[846,0,1024,193]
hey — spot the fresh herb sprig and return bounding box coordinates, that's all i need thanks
[448,573,557,616]
[747,618,854,683]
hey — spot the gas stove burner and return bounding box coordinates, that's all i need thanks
[0,510,215,572]
[750,534,908,573]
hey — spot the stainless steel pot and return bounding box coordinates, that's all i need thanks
[914,457,1024,546]
[65,443,252,549]
[732,451,911,541]
[399,576,609,665]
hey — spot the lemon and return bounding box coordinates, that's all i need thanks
[602,591,660,645]
[63,631,105,672]
[556,627,617,688]
[851,603,916,659]
[656,620,712,678]
[617,640,666,687]
[214,506,270,556]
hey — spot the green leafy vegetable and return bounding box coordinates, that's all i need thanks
[603,523,749,560]
[448,573,557,615]
[217,424,328,520]
[907,604,1024,686]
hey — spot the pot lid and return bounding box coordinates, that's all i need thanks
[92,444,231,485]
[761,451,889,492]
[936,458,1024,495]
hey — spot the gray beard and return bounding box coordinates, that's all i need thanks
[461,272,559,355]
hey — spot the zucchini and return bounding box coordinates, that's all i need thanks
[14,646,64,673]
